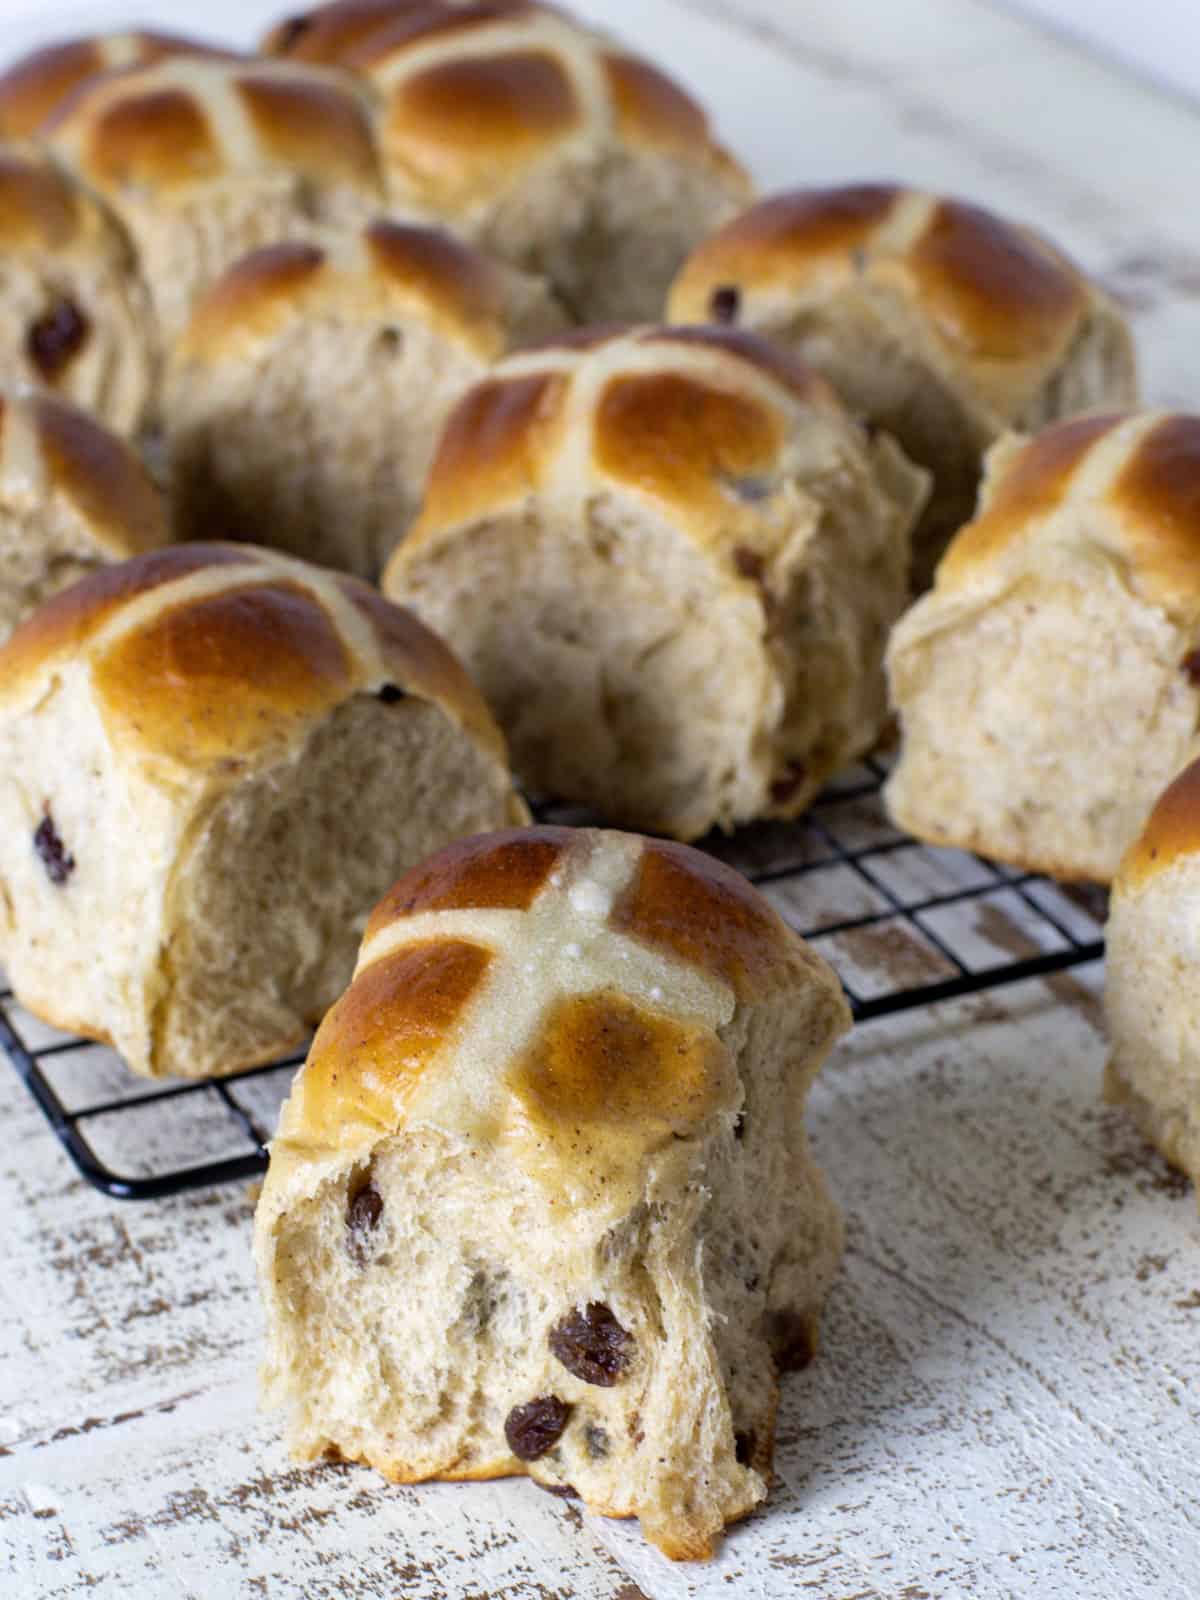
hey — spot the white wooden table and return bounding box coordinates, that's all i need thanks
[4,1,1200,1595]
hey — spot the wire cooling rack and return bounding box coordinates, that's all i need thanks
[0,754,1106,1200]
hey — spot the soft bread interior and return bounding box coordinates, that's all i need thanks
[739,297,983,590]
[886,571,1199,882]
[167,286,561,578]
[159,693,517,1078]
[395,467,911,842]
[0,663,179,1063]
[396,497,775,838]
[1106,863,1200,1191]
[558,149,741,325]
[258,978,844,1559]
[1018,301,1137,432]
[0,516,105,647]
[123,175,370,346]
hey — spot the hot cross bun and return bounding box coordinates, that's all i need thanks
[0,29,237,139]
[255,824,849,1559]
[669,185,1137,587]
[886,412,1200,883]
[0,543,525,1079]
[165,218,565,578]
[292,0,753,322]
[45,55,383,347]
[383,324,929,840]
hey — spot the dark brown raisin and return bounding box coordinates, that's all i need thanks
[27,299,89,382]
[504,1396,571,1461]
[734,1428,756,1465]
[275,13,312,50]
[709,284,740,323]
[346,1180,383,1265]
[765,1307,816,1372]
[583,1422,610,1460]
[769,761,808,805]
[33,813,74,886]
[733,1112,746,1141]
[733,546,765,583]
[534,1479,579,1498]
[548,1302,633,1387]
[377,683,407,703]
[373,326,403,357]
[1181,649,1200,684]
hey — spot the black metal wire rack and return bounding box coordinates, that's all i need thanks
[0,754,1106,1201]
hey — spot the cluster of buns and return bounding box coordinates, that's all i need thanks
[1,0,1193,1571]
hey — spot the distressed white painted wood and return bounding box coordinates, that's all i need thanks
[3,1,1200,1595]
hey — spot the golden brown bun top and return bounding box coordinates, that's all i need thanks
[0,388,167,557]
[0,542,511,779]
[346,3,750,212]
[272,826,849,1204]
[669,185,1123,425]
[1117,757,1200,889]
[45,55,382,202]
[262,0,529,63]
[175,218,543,364]
[0,30,237,139]
[385,324,896,581]
[0,139,125,256]
[931,413,1200,618]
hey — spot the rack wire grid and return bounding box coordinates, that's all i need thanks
[0,753,1106,1201]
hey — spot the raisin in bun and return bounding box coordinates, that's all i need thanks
[0,30,237,139]
[0,544,525,1080]
[383,325,928,841]
[886,413,1200,884]
[0,141,153,436]
[338,0,752,322]
[45,55,383,348]
[255,825,849,1560]
[0,388,167,645]
[165,219,565,579]
[669,185,1138,588]
[1106,757,1200,1195]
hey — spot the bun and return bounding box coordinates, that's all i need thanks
[166,219,566,577]
[0,387,167,643]
[0,543,525,1079]
[384,324,928,840]
[255,824,849,1559]
[46,56,383,345]
[0,30,236,139]
[1107,756,1200,1194]
[343,1,752,322]
[886,412,1200,883]
[668,185,1138,587]
[0,141,154,435]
